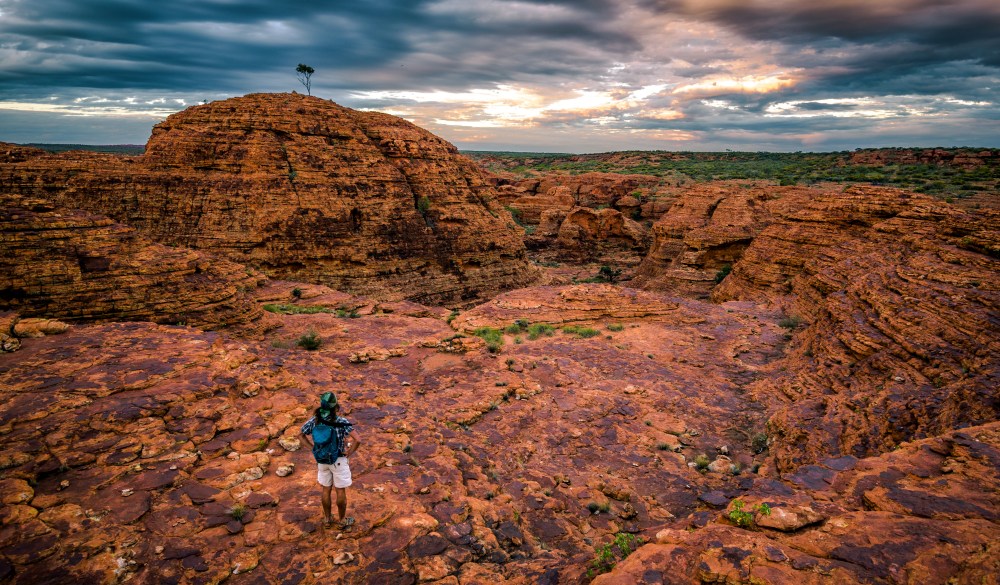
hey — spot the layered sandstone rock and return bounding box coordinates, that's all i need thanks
[537,207,648,261]
[0,94,536,305]
[631,183,818,297]
[714,186,1000,469]
[595,422,1000,585]
[500,172,659,221]
[847,147,999,169]
[0,194,262,329]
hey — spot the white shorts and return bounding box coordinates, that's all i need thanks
[317,457,352,488]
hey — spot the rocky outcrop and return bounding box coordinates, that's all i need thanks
[847,147,999,169]
[0,194,262,329]
[714,186,1000,469]
[539,207,648,261]
[499,172,659,221]
[631,183,815,297]
[595,422,1000,585]
[0,94,536,305]
[451,283,682,331]
[0,289,791,584]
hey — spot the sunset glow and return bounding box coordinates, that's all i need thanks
[0,0,997,150]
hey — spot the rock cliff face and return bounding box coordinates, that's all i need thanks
[0,94,536,305]
[498,172,659,222]
[631,183,814,297]
[714,186,1000,469]
[0,193,262,329]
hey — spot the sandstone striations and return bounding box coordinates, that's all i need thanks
[631,183,816,297]
[0,94,536,305]
[714,186,1000,470]
[498,172,659,223]
[0,194,262,330]
[594,422,1000,585]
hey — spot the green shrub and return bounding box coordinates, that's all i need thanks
[527,323,555,340]
[417,196,431,215]
[606,323,625,332]
[473,327,504,353]
[728,499,771,528]
[297,328,322,350]
[751,433,769,454]
[693,454,710,471]
[335,307,360,318]
[586,501,611,514]
[263,303,333,315]
[599,265,622,283]
[588,533,644,577]
[504,319,530,334]
[563,325,600,338]
[714,264,732,284]
[291,287,303,299]
[778,315,802,329]
[229,502,248,521]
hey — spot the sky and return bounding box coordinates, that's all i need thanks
[1,0,999,152]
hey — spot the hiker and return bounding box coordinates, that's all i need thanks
[301,391,361,529]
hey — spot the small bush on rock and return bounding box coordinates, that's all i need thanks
[297,328,322,350]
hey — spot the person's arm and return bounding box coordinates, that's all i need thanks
[301,419,314,448]
[344,430,361,458]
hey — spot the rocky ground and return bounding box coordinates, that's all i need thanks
[2,98,998,583]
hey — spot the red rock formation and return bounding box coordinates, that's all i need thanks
[0,94,536,305]
[552,207,649,260]
[714,186,1000,469]
[595,422,1000,584]
[847,147,999,169]
[503,172,659,218]
[0,194,262,330]
[631,183,818,297]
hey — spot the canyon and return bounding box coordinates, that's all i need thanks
[1,95,998,585]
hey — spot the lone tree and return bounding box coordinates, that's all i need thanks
[296,63,315,95]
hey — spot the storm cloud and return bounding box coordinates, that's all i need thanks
[0,0,997,150]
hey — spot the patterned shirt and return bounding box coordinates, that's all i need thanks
[301,416,353,458]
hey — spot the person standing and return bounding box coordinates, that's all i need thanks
[301,391,361,529]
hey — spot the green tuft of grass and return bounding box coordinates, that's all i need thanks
[296,328,322,350]
[526,323,555,340]
[778,315,803,329]
[473,327,504,353]
[606,323,625,332]
[229,502,248,521]
[263,303,334,315]
[563,325,600,338]
[693,454,710,471]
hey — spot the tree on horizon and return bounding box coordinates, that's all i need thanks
[296,63,315,96]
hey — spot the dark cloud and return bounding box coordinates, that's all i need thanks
[0,0,997,149]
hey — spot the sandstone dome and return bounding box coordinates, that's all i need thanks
[5,93,537,305]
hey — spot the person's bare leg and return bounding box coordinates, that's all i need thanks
[322,484,333,524]
[336,487,347,520]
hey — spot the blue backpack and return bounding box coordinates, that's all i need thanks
[312,420,348,464]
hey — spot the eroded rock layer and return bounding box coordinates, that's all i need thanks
[0,94,536,305]
[0,194,262,329]
[631,183,818,297]
[595,422,1000,585]
[714,186,1000,470]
